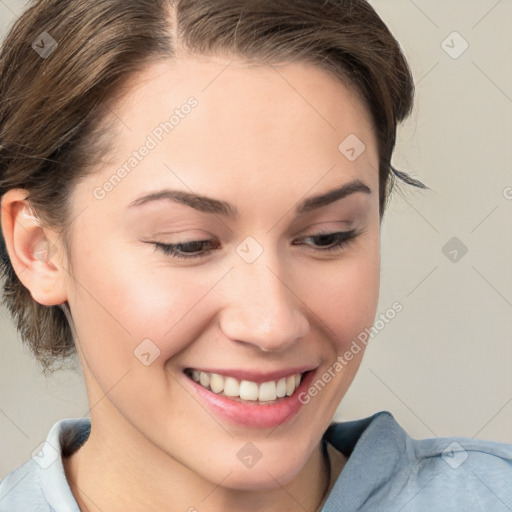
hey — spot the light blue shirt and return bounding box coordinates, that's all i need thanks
[1,410,511,511]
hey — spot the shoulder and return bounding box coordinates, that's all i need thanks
[0,418,90,512]
[0,458,49,511]
[323,411,512,511]
[404,427,512,510]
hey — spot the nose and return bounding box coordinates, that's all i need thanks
[218,252,310,353]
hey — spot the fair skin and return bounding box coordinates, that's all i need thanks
[2,56,381,511]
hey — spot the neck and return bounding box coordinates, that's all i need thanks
[63,410,342,512]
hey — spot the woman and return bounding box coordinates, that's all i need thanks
[0,0,510,510]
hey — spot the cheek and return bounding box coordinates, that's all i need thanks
[66,237,226,379]
[294,244,380,415]
[298,241,380,352]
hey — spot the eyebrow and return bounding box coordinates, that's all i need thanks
[128,179,372,217]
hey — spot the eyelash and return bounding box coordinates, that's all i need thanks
[150,229,360,260]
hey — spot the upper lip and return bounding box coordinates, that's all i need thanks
[184,366,317,384]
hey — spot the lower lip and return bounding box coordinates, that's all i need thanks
[184,370,316,429]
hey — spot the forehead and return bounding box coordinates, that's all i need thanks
[113,56,376,139]
[78,57,379,212]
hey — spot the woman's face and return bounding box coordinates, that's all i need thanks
[63,56,381,488]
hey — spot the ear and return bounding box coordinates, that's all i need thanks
[1,189,68,306]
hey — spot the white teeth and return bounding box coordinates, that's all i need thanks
[199,372,210,388]
[189,370,305,402]
[209,373,224,393]
[239,380,259,400]
[286,375,295,396]
[223,376,240,397]
[258,381,277,401]
[276,378,287,398]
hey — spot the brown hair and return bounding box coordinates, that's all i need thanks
[0,0,425,374]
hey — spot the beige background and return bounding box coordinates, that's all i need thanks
[1,0,511,478]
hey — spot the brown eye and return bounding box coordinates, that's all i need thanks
[151,239,219,260]
[294,229,360,253]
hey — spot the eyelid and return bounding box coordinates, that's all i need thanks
[297,221,353,234]
[147,228,361,261]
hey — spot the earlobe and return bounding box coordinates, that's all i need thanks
[0,189,68,306]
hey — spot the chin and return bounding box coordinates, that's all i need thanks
[223,467,299,491]
[211,451,306,491]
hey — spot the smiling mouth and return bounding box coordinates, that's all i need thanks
[184,368,307,404]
